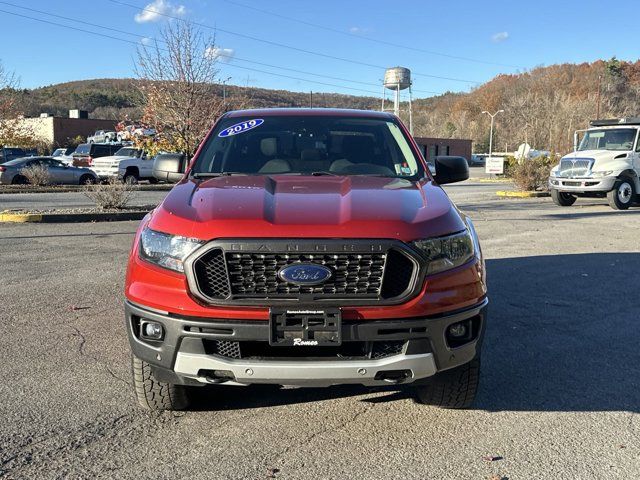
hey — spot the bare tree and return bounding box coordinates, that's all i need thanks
[0,60,37,148]
[135,21,225,156]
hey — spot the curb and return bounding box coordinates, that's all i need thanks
[469,178,511,183]
[496,190,550,198]
[0,210,150,223]
[0,184,172,195]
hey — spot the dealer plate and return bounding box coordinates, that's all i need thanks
[269,307,341,347]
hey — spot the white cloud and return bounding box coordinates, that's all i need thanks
[349,26,371,35]
[134,0,186,23]
[204,47,235,62]
[140,37,152,45]
[491,31,509,43]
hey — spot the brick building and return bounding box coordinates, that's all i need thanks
[18,112,117,148]
[413,137,472,163]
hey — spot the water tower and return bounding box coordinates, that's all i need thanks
[381,67,413,133]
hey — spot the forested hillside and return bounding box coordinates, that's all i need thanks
[14,58,640,154]
[412,58,640,153]
[14,78,380,122]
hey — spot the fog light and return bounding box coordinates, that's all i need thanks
[141,321,164,340]
[448,322,468,338]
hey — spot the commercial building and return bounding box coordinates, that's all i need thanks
[17,111,116,148]
[413,137,472,162]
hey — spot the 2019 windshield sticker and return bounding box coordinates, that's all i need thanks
[218,119,264,137]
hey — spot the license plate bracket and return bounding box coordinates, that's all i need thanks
[269,307,342,346]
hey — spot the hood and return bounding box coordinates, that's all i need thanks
[149,175,466,241]
[561,149,630,163]
[92,155,133,164]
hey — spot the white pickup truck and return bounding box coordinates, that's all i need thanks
[91,146,156,184]
[549,118,640,210]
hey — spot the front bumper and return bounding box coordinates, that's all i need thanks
[125,298,488,387]
[174,351,437,387]
[92,170,118,179]
[549,175,616,192]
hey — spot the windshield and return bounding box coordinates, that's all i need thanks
[74,144,90,155]
[578,128,637,151]
[191,115,423,178]
[4,148,24,155]
[3,158,29,166]
[114,147,140,157]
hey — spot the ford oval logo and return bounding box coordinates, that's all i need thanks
[278,263,332,285]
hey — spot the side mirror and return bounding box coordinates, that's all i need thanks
[432,156,469,185]
[152,153,186,183]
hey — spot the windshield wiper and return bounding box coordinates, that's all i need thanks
[310,171,339,176]
[191,172,244,178]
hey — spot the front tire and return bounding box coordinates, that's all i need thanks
[551,189,577,206]
[123,172,139,185]
[11,175,28,185]
[131,355,191,411]
[607,179,635,210]
[79,174,95,185]
[413,358,480,409]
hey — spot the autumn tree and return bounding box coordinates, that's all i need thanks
[0,61,37,148]
[135,21,225,156]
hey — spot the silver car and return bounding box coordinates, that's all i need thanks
[88,130,117,143]
[0,157,98,185]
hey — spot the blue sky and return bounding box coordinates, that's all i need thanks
[0,0,638,98]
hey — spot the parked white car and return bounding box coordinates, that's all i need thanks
[116,125,156,142]
[91,147,154,183]
[51,147,75,166]
[88,130,117,143]
[549,118,640,210]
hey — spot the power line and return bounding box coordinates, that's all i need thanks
[108,0,482,85]
[220,0,524,70]
[0,1,147,39]
[218,63,381,96]
[0,2,442,96]
[0,8,150,49]
[0,6,397,97]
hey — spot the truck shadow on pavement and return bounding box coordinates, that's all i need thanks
[477,252,640,412]
[191,253,640,412]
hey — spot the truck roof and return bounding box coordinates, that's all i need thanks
[590,117,640,127]
[224,107,395,119]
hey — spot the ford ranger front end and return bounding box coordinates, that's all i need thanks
[125,108,487,411]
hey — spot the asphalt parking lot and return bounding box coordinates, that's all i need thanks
[1,184,639,479]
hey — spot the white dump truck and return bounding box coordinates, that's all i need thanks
[549,118,640,210]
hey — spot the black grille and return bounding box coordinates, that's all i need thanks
[204,339,241,359]
[203,339,405,360]
[371,340,406,359]
[193,249,230,299]
[188,240,420,304]
[380,250,415,298]
[226,252,385,297]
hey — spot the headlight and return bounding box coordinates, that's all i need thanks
[139,227,203,272]
[412,227,475,275]
[590,170,613,177]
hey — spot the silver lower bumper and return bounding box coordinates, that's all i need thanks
[549,176,616,192]
[173,352,437,387]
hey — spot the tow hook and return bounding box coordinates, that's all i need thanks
[374,369,412,383]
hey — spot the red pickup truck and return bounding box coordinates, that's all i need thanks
[125,108,487,410]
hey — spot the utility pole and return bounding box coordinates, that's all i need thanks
[481,109,504,159]
[596,74,602,119]
[221,76,231,108]
[310,90,313,108]
[394,82,400,117]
